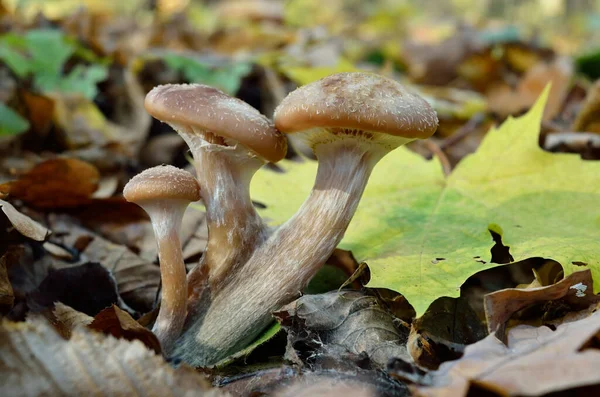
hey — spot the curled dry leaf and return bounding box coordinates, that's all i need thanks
[412,305,600,397]
[486,57,573,121]
[0,318,225,397]
[408,297,487,370]
[26,262,121,317]
[48,302,93,339]
[571,80,600,133]
[0,199,49,241]
[89,305,161,354]
[0,158,99,209]
[484,269,600,339]
[274,290,411,368]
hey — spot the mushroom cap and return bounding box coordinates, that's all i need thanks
[123,165,200,203]
[145,84,287,163]
[274,72,438,139]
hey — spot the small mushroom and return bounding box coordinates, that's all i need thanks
[144,85,287,296]
[174,72,438,366]
[123,165,200,353]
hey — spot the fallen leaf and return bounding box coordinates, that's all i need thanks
[485,269,600,338]
[0,199,49,241]
[20,90,54,136]
[50,302,93,338]
[252,86,600,316]
[26,262,121,317]
[486,57,573,121]
[0,318,224,397]
[412,305,600,397]
[275,290,411,368]
[408,297,486,370]
[89,305,161,354]
[0,158,99,209]
[571,80,600,133]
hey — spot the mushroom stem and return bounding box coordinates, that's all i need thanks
[181,130,269,299]
[143,201,189,354]
[175,135,409,366]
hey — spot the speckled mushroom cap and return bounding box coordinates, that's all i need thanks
[145,84,287,163]
[123,165,200,203]
[274,72,438,139]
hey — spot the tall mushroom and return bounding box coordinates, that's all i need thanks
[123,165,200,353]
[174,72,438,366]
[144,85,287,299]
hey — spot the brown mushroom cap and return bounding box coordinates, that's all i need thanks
[145,84,287,163]
[274,72,438,139]
[123,165,200,203]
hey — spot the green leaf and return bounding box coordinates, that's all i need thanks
[57,64,108,99]
[0,29,107,99]
[251,87,600,316]
[162,54,252,95]
[214,322,281,367]
[0,104,30,136]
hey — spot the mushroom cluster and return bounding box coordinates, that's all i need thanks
[124,72,438,365]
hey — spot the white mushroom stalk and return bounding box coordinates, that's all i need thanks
[173,72,438,366]
[123,165,200,354]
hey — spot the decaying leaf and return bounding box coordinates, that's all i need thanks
[487,57,573,121]
[0,199,49,241]
[408,297,486,370]
[89,305,161,354]
[412,305,600,397]
[253,87,600,316]
[485,269,600,339]
[275,290,411,367]
[49,302,93,338]
[0,158,99,209]
[26,262,121,317]
[571,80,600,133]
[0,318,224,397]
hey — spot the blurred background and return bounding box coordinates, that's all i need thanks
[1,0,600,173]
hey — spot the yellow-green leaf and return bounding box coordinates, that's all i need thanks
[251,87,600,315]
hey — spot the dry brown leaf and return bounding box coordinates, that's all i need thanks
[571,80,600,133]
[487,57,573,121]
[51,302,94,337]
[20,91,55,136]
[0,318,225,397]
[408,297,486,370]
[484,269,599,339]
[89,305,161,354]
[412,306,600,397]
[0,158,99,209]
[0,199,49,241]
[275,290,411,368]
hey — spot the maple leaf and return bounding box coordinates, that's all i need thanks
[251,87,600,315]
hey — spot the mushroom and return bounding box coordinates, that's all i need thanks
[144,85,287,300]
[174,72,438,366]
[123,165,200,353]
